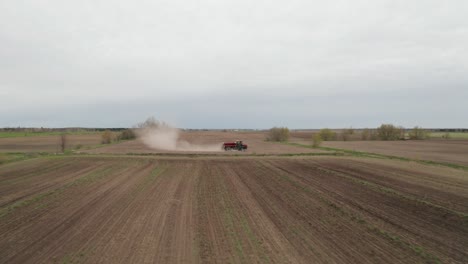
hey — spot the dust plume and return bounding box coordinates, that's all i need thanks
[135,118,222,152]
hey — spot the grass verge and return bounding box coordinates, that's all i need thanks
[0,152,50,165]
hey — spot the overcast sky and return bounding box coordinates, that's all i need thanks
[1,0,467,128]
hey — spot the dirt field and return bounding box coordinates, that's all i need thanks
[85,131,326,155]
[1,155,466,263]
[318,140,468,166]
[3,131,465,168]
[0,134,102,153]
[289,132,468,166]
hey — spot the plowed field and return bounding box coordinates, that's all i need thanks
[319,140,468,166]
[1,156,467,263]
[0,134,101,153]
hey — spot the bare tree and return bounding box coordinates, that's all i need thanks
[312,133,323,147]
[118,129,136,141]
[60,133,67,153]
[101,130,113,144]
[409,126,430,140]
[340,127,354,141]
[377,124,402,140]
[267,127,290,142]
[361,128,370,140]
[319,128,336,141]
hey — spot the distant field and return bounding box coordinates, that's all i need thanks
[429,132,468,139]
[0,134,102,152]
[315,140,468,166]
[289,131,468,167]
[1,155,466,263]
[0,131,97,138]
[3,131,467,167]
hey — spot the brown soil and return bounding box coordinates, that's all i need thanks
[323,140,468,166]
[85,131,326,155]
[289,137,468,166]
[0,134,101,153]
[1,156,466,263]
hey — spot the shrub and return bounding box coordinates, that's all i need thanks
[442,132,451,139]
[267,127,290,142]
[101,130,113,144]
[118,129,136,141]
[319,128,336,141]
[312,133,323,147]
[340,128,354,141]
[409,126,430,140]
[377,124,402,140]
[361,128,370,140]
[369,129,378,140]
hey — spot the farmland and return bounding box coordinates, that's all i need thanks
[85,131,326,155]
[319,140,468,166]
[0,134,102,153]
[0,131,467,263]
[288,133,468,166]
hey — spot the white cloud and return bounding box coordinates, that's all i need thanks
[1,0,467,127]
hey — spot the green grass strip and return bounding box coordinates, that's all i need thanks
[0,152,51,166]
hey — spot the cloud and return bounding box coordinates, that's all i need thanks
[1,0,467,127]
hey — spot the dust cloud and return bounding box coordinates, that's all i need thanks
[135,118,222,152]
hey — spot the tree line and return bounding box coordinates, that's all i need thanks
[267,124,432,147]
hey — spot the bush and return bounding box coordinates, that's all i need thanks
[361,128,370,140]
[409,126,430,140]
[118,129,136,141]
[319,128,336,141]
[377,124,402,140]
[369,129,378,140]
[442,132,451,139]
[101,130,113,144]
[267,127,290,142]
[340,128,354,141]
[312,133,323,147]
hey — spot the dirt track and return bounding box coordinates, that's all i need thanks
[85,131,326,155]
[1,156,466,263]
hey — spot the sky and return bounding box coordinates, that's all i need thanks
[1,0,467,129]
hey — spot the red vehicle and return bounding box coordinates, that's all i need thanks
[222,140,248,151]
